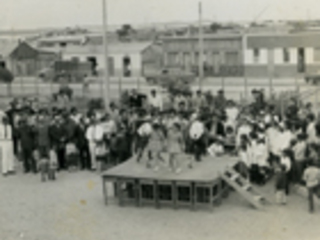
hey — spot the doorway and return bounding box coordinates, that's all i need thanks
[297,48,305,73]
[123,56,131,77]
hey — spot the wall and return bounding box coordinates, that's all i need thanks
[61,52,142,77]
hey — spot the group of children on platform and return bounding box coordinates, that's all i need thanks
[2,89,320,213]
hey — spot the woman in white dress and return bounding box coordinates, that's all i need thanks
[0,116,15,176]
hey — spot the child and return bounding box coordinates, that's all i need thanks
[274,159,287,204]
[277,149,292,204]
[224,126,236,154]
[293,133,307,184]
[237,134,251,181]
[49,148,58,180]
[167,123,184,173]
[65,142,79,172]
[38,150,49,182]
[207,138,224,157]
[303,160,320,213]
[146,123,166,171]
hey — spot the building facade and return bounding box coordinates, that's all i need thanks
[41,42,163,78]
[244,33,320,77]
[161,35,244,77]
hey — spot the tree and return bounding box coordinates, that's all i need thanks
[116,24,135,42]
[209,22,223,33]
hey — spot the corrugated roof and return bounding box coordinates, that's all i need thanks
[247,32,320,48]
[39,41,152,55]
[161,34,242,41]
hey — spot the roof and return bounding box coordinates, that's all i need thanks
[0,40,19,58]
[161,34,242,41]
[39,41,153,55]
[247,32,320,48]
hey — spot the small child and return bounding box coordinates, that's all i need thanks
[38,150,49,182]
[224,126,236,154]
[274,160,287,205]
[146,123,166,171]
[293,133,307,183]
[49,148,58,180]
[237,134,251,181]
[303,160,320,213]
[207,138,224,157]
[167,123,184,173]
[65,142,79,172]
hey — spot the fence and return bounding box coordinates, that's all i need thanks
[0,75,314,108]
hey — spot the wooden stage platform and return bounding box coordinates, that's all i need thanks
[101,154,239,211]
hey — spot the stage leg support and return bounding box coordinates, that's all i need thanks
[102,178,108,206]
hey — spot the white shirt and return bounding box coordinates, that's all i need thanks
[236,124,251,148]
[280,156,291,172]
[307,122,317,144]
[0,124,12,141]
[138,122,152,137]
[86,124,104,142]
[100,120,116,135]
[189,121,204,140]
[266,127,280,154]
[149,94,163,110]
[254,143,269,167]
[279,130,294,151]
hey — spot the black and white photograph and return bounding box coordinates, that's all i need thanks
[1,0,320,239]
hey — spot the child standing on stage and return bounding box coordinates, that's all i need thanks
[146,123,166,171]
[167,123,184,173]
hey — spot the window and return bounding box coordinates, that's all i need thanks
[123,56,131,77]
[283,48,290,63]
[71,57,79,62]
[314,48,320,62]
[167,52,178,66]
[225,52,239,66]
[253,48,260,63]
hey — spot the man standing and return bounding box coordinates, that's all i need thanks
[49,116,67,171]
[0,116,15,176]
[17,118,35,173]
[86,116,104,171]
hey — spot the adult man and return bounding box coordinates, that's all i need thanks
[17,118,36,173]
[86,116,104,171]
[148,89,163,111]
[49,115,67,170]
[0,116,15,176]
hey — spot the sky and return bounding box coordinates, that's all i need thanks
[1,0,320,30]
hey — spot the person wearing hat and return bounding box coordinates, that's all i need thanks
[0,116,15,176]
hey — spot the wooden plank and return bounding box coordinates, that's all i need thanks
[220,173,263,209]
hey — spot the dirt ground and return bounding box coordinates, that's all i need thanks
[1,164,320,240]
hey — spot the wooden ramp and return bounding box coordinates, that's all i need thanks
[220,167,271,210]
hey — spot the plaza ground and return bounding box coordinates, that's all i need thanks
[0,161,320,240]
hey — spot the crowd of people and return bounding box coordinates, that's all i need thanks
[1,88,320,212]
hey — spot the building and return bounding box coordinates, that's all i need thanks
[0,41,58,76]
[39,42,163,78]
[161,34,244,77]
[244,32,320,77]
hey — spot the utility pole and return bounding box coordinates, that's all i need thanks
[102,0,110,110]
[198,1,204,91]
